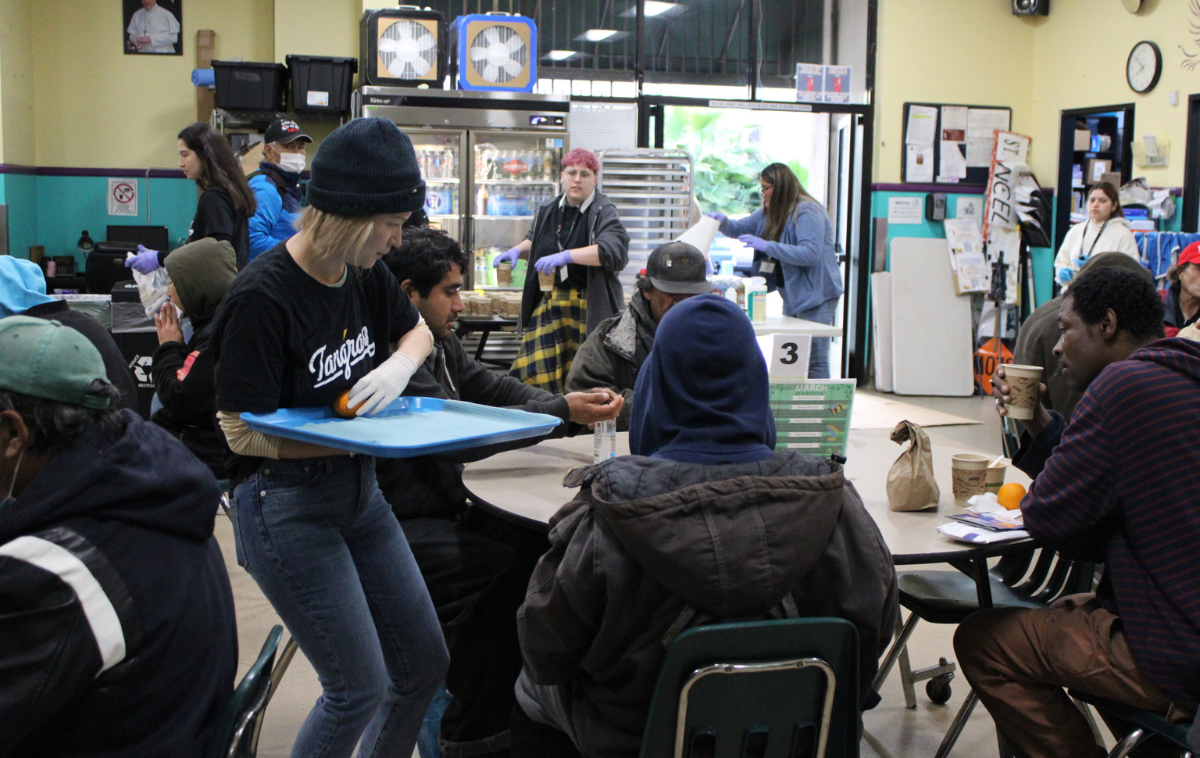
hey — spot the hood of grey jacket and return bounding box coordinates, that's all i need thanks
[565,452,844,618]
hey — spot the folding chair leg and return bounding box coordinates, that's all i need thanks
[1107,728,1147,758]
[1071,697,1105,749]
[933,689,978,758]
[873,609,918,693]
[898,643,919,709]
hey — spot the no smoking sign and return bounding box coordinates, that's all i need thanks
[108,178,138,216]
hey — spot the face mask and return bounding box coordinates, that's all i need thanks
[276,152,306,174]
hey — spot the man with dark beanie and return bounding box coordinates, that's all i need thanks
[963,266,1200,758]
[211,117,446,757]
[150,238,237,478]
[513,296,897,758]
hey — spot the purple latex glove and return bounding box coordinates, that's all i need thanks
[124,245,161,274]
[738,234,771,253]
[534,250,573,274]
[705,211,727,224]
[494,247,521,267]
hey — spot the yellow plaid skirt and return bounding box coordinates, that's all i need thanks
[509,288,587,394]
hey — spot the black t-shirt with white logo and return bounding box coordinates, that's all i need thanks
[211,242,419,485]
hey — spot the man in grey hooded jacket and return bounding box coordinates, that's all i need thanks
[515,295,898,758]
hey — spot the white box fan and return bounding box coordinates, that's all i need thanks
[451,13,537,92]
[360,7,447,86]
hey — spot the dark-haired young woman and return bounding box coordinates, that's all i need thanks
[1053,182,1138,287]
[705,162,843,378]
[126,122,256,274]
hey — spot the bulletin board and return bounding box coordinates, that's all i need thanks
[901,102,1012,186]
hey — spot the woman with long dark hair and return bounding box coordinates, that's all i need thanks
[1053,182,1138,286]
[706,163,843,378]
[126,122,257,273]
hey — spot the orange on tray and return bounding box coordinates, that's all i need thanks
[332,389,364,419]
[997,482,1027,510]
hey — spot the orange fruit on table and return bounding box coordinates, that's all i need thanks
[997,482,1027,510]
[332,389,364,419]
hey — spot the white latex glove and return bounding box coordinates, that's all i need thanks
[347,352,419,417]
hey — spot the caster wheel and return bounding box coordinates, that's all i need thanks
[926,673,954,705]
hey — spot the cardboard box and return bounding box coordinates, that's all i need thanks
[1084,158,1112,185]
[1074,129,1092,151]
[1099,171,1122,190]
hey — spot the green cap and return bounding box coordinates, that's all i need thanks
[0,316,111,409]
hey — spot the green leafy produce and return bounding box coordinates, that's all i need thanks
[664,107,810,216]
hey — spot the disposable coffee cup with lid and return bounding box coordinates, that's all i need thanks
[1000,364,1042,421]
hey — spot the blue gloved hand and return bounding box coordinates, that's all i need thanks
[534,250,573,274]
[494,247,521,268]
[705,211,727,224]
[738,234,771,253]
[1056,267,1075,285]
[124,245,161,274]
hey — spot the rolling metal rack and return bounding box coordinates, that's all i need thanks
[597,149,694,293]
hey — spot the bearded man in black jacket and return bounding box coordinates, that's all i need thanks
[377,227,620,758]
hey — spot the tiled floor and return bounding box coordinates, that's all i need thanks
[221,391,1111,757]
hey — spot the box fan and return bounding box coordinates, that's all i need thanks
[360,7,447,86]
[451,13,537,93]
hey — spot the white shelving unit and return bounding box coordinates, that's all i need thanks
[597,149,694,294]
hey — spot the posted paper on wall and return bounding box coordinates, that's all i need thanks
[888,196,924,224]
[906,105,938,147]
[906,145,934,182]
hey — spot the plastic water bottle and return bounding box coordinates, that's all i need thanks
[593,418,616,463]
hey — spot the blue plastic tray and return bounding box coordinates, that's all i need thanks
[242,397,562,458]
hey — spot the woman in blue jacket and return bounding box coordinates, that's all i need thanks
[707,163,843,378]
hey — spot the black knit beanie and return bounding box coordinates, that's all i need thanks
[307,117,426,216]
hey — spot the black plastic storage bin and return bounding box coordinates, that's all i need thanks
[287,55,357,113]
[212,61,288,111]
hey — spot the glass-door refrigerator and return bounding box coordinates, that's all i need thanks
[353,87,569,290]
[469,131,563,291]
[407,129,464,241]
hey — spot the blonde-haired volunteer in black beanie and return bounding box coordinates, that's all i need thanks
[211,118,447,758]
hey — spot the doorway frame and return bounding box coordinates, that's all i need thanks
[1183,94,1200,233]
[1055,103,1135,251]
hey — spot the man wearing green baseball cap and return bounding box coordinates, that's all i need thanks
[0,316,238,753]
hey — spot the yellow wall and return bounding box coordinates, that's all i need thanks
[274,0,361,147]
[874,0,1036,184]
[1029,0,1193,187]
[0,0,35,165]
[30,0,274,170]
[875,0,1200,189]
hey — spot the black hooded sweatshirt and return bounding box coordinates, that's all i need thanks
[0,411,237,757]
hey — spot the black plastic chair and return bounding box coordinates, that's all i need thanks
[639,618,860,758]
[204,625,300,758]
[872,548,1097,758]
[1069,691,1194,758]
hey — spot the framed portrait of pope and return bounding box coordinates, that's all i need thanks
[124,0,182,55]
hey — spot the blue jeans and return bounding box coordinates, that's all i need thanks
[794,299,838,379]
[231,455,449,758]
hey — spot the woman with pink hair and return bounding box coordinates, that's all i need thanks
[496,148,629,393]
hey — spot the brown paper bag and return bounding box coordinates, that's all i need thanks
[886,420,940,511]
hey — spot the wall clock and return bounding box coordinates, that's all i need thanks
[1127,40,1162,94]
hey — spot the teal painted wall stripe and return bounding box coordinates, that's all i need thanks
[33,175,197,265]
[5,173,40,260]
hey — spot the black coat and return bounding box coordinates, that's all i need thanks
[0,412,237,756]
